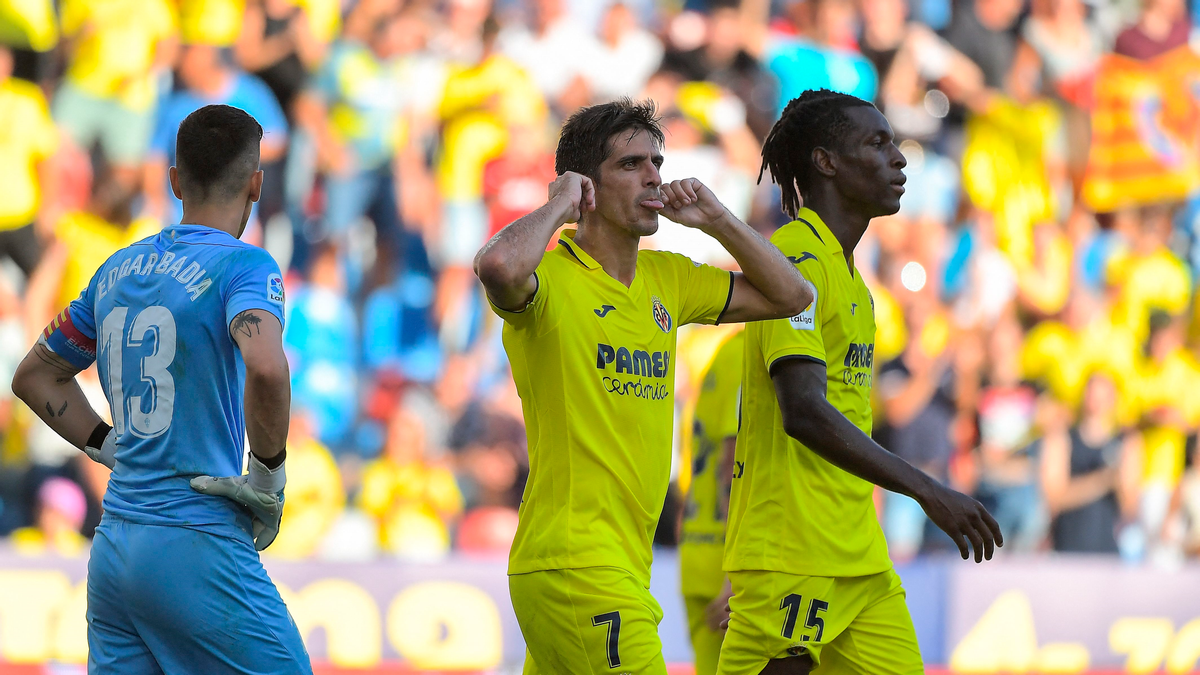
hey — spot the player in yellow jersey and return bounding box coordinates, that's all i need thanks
[680,330,743,675]
[474,98,811,674]
[718,90,1004,675]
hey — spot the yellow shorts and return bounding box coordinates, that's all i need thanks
[684,594,725,675]
[717,568,922,675]
[510,567,667,674]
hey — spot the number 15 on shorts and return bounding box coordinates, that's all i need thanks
[780,594,828,642]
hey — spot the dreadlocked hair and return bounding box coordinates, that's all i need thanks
[759,89,874,219]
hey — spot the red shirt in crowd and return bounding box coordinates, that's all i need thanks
[482,154,557,241]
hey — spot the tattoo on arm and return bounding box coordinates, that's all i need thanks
[44,401,68,417]
[231,312,263,340]
[32,342,82,384]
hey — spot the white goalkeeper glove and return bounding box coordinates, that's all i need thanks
[83,424,118,469]
[190,453,286,551]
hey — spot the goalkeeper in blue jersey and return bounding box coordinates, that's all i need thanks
[12,105,311,675]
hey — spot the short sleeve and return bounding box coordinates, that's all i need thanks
[677,256,734,326]
[486,259,555,333]
[760,258,827,372]
[223,247,286,330]
[42,279,99,370]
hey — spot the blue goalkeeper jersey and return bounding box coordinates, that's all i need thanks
[44,223,286,541]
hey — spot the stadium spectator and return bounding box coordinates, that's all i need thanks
[359,402,463,560]
[859,0,986,140]
[741,0,879,109]
[144,43,288,229]
[1041,372,1143,554]
[265,413,346,559]
[498,0,599,112]
[1113,0,1191,59]
[10,476,88,555]
[661,1,778,140]
[588,2,663,101]
[878,293,962,559]
[0,44,58,277]
[945,0,1024,90]
[1134,311,1200,563]
[301,9,442,286]
[974,315,1047,551]
[283,243,359,450]
[235,0,327,119]
[54,0,177,180]
[23,161,160,335]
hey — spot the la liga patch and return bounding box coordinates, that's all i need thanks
[267,273,285,304]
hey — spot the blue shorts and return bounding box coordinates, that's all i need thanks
[87,515,312,675]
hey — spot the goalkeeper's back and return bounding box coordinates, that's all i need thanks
[47,223,284,540]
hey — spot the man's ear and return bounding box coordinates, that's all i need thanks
[811,147,837,179]
[169,166,184,200]
[249,169,263,203]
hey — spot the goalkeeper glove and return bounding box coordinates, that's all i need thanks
[190,452,286,551]
[83,422,117,469]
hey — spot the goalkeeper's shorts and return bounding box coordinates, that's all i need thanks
[87,514,311,675]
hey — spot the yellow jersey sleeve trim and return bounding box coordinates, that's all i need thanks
[768,353,826,376]
[715,271,735,325]
[486,271,542,325]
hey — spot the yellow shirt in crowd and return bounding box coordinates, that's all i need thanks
[725,208,891,578]
[266,435,345,559]
[1021,313,1140,415]
[178,0,242,46]
[437,53,545,201]
[0,0,58,51]
[359,457,463,554]
[0,77,57,229]
[54,211,161,309]
[1107,247,1192,340]
[59,0,176,111]
[1135,349,1200,487]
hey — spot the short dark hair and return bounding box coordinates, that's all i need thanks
[555,98,664,182]
[759,89,874,218]
[175,104,263,204]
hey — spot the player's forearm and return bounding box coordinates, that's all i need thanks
[12,345,104,450]
[474,196,571,291]
[783,396,939,504]
[243,366,290,461]
[703,212,810,315]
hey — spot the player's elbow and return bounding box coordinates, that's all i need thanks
[780,400,826,447]
[244,351,290,390]
[10,359,31,403]
[11,354,42,406]
[474,249,518,291]
[777,284,812,318]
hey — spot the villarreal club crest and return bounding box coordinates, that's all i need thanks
[651,296,672,333]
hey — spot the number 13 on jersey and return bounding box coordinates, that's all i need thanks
[99,305,178,438]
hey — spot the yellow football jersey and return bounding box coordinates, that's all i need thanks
[491,229,734,585]
[724,208,891,578]
[680,329,743,599]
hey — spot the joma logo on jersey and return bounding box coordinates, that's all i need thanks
[843,343,874,369]
[596,344,671,378]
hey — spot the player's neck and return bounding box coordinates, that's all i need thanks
[573,220,640,287]
[802,194,870,270]
[179,204,247,239]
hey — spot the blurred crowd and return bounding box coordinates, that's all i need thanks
[1,0,1200,566]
